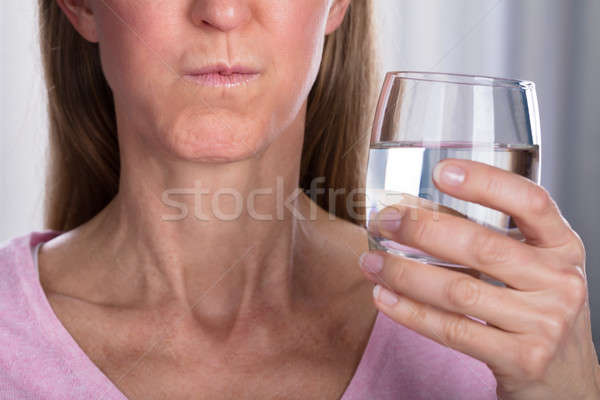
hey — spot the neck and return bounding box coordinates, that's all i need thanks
[80,102,327,324]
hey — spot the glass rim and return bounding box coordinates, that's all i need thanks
[385,71,535,90]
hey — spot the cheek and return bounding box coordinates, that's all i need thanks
[94,1,180,100]
[264,2,329,129]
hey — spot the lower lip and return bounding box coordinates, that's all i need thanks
[184,72,260,87]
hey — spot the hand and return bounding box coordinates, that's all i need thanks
[359,159,600,400]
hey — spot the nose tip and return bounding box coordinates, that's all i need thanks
[191,1,251,32]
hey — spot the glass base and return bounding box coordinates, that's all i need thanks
[368,235,505,287]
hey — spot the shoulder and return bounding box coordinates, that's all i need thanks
[298,196,498,398]
[0,229,63,322]
[0,230,64,387]
[0,230,62,279]
[0,231,38,289]
[351,312,498,400]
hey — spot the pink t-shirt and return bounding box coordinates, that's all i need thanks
[0,231,498,399]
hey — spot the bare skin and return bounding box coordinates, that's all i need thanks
[38,193,378,400]
[42,1,380,398]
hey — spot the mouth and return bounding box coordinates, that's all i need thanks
[183,63,261,88]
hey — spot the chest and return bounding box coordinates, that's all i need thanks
[47,296,369,400]
[100,352,356,400]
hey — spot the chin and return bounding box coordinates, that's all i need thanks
[163,109,267,163]
[173,136,263,163]
[156,96,282,163]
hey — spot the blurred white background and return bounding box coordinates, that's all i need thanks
[2,1,599,351]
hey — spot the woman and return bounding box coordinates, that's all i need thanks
[1,0,599,398]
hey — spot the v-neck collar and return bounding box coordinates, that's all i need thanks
[26,230,381,400]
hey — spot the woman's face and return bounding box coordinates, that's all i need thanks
[63,0,350,162]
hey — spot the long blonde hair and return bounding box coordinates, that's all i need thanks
[38,0,378,230]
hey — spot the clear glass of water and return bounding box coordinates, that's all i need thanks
[366,71,541,281]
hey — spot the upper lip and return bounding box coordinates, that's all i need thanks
[188,63,260,75]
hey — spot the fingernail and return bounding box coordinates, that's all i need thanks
[373,284,399,306]
[377,207,404,232]
[359,252,383,274]
[434,163,466,186]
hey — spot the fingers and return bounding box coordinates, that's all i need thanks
[364,252,591,385]
[432,159,575,249]
[361,251,544,334]
[371,203,557,291]
[370,281,519,375]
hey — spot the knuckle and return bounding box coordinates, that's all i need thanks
[526,184,554,216]
[567,232,587,264]
[472,231,512,266]
[410,213,431,246]
[484,175,505,199]
[405,302,428,325]
[537,312,568,342]
[446,277,481,308]
[388,257,408,288]
[562,270,588,310]
[555,231,586,265]
[518,340,553,381]
[441,317,471,346]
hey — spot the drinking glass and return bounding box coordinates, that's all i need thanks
[365,71,541,284]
